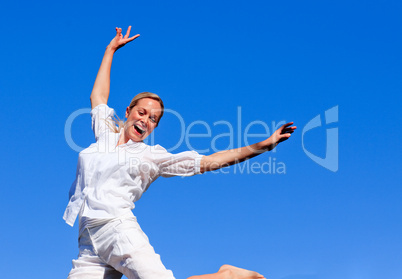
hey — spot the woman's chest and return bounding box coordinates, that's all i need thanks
[78,144,159,181]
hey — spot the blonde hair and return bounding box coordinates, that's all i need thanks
[108,92,164,133]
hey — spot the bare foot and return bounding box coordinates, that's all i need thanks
[218,265,266,279]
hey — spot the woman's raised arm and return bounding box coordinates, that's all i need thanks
[200,122,297,173]
[90,26,140,109]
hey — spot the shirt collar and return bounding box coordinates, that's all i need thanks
[117,130,144,147]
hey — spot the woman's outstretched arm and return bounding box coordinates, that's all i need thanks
[200,122,296,173]
[90,26,140,109]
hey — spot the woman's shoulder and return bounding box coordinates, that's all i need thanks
[91,103,114,116]
[142,144,167,155]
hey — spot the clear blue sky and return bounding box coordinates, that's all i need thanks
[1,1,401,278]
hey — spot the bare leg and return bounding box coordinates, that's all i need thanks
[187,264,265,279]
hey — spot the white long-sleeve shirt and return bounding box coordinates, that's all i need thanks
[63,104,203,229]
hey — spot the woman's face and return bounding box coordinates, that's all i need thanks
[124,98,162,142]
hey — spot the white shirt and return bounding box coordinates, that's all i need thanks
[63,104,203,228]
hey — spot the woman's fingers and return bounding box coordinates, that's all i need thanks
[119,26,139,43]
[280,122,296,133]
[124,26,131,39]
[282,122,294,128]
[281,128,296,135]
[286,126,297,132]
[283,129,295,134]
[126,34,140,42]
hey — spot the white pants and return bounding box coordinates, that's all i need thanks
[67,218,175,279]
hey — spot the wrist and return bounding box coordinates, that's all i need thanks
[105,45,117,53]
[253,140,269,152]
[262,137,277,151]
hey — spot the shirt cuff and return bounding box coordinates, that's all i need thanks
[194,154,204,175]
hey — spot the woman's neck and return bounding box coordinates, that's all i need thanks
[116,128,143,146]
[117,129,128,146]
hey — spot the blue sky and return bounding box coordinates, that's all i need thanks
[1,0,401,278]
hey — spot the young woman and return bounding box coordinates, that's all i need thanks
[64,26,296,279]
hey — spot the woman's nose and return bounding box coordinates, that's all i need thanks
[143,116,152,125]
[139,118,147,127]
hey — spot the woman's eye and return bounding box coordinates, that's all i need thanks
[150,118,156,123]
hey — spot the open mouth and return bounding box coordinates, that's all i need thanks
[133,124,146,136]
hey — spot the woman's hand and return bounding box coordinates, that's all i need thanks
[108,26,140,52]
[263,122,297,150]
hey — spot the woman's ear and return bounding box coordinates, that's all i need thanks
[125,107,130,118]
